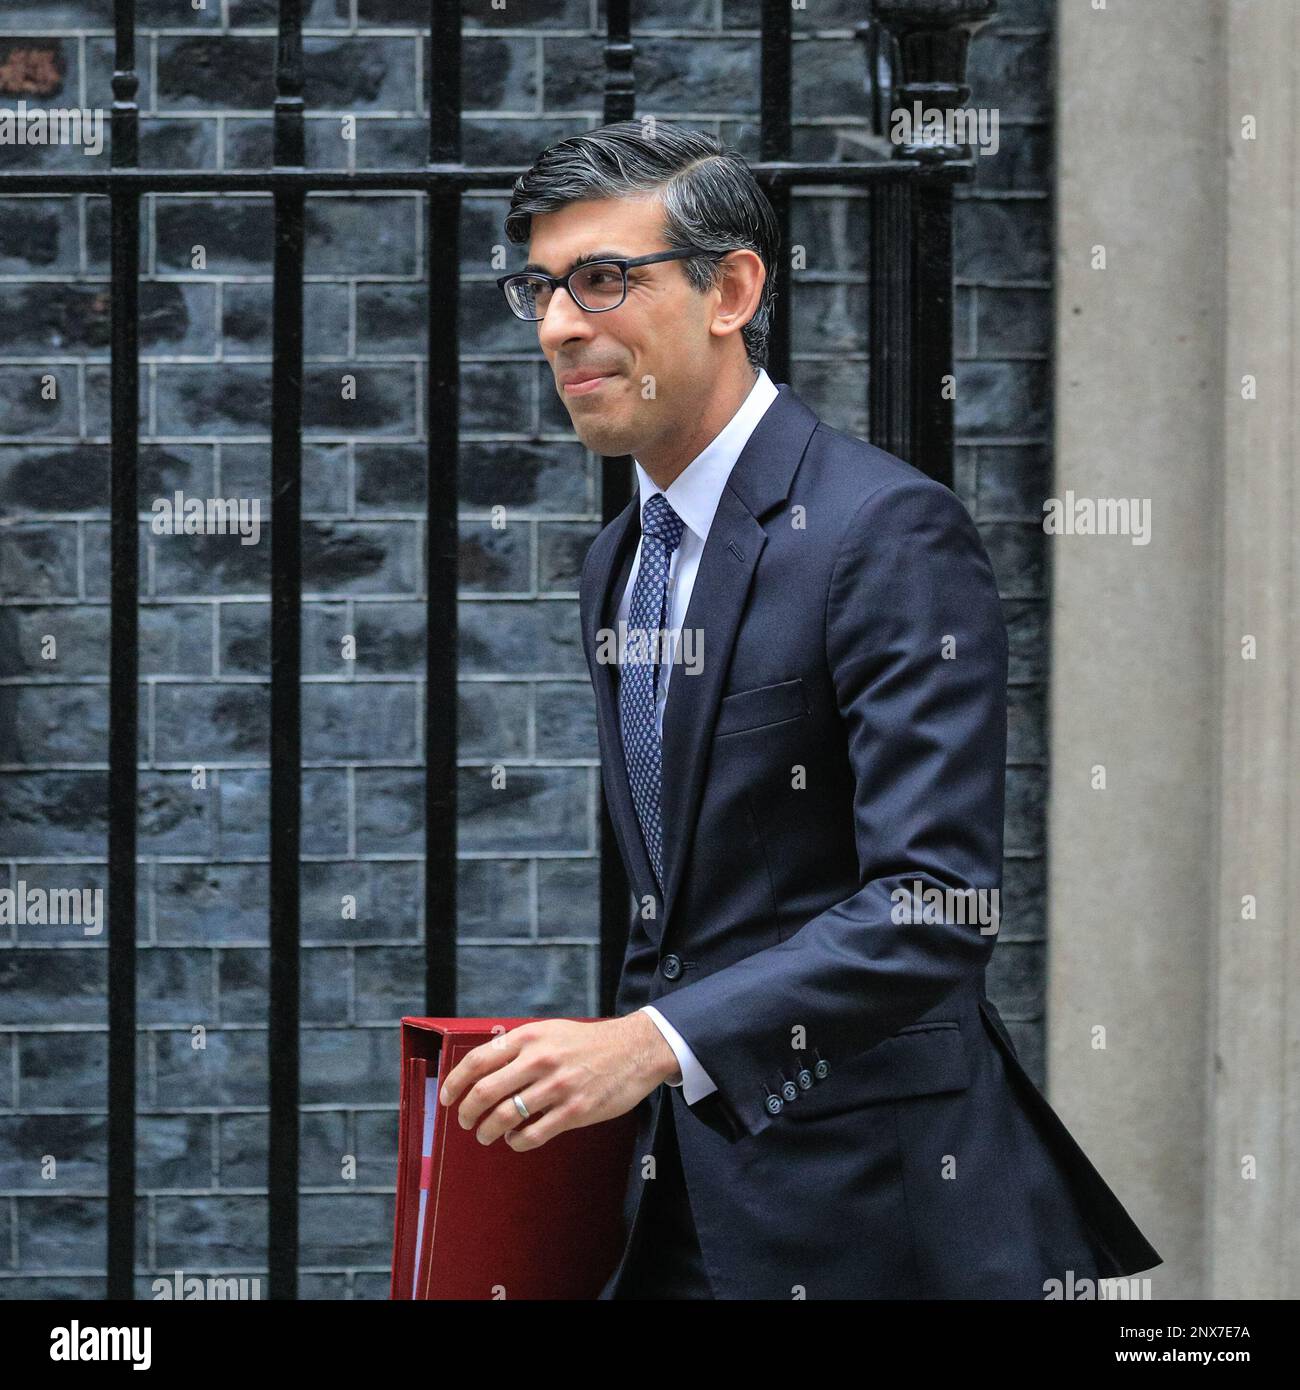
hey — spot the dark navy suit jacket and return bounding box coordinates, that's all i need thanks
[580,381,1161,1299]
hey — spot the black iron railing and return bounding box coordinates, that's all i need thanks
[0,0,995,1301]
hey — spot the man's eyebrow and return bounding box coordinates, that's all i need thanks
[521,248,630,276]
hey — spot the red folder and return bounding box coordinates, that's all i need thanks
[390,1017,639,1300]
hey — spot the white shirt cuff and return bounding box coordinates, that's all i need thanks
[639,1005,719,1104]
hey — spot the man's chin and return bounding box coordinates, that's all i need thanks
[566,413,628,457]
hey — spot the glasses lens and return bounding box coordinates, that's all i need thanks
[570,262,626,311]
[506,275,551,320]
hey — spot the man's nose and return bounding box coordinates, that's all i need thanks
[537,285,594,351]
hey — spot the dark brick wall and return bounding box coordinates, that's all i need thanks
[0,0,1053,1297]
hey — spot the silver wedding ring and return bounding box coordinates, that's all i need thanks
[512,1093,530,1121]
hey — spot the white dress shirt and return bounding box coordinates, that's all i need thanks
[618,367,780,1105]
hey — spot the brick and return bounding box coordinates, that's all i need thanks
[302,681,419,761]
[955,359,1049,438]
[154,197,274,274]
[459,518,530,594]
[137,1113,214,1191]
[305,197,419,276]
[459,681,530,760]
[0,771,108,856]
[459,598,585,677]
[353,767,422,854]
[458,440,591,515]
[0,523,79,599]
[300,1192,393,1265]
[0,684,108,762]
[0,368,81,439]
[303,521,421,596]
[1003,598,1047,686]
[301,861,422,943]
[0,445,108,516]
[456,943,589,1017]
[1004,765,1046,857]
[458,857,531,939]
[11,861,111,945]
[153,1030,267,1108]
[154,862,268,944]
[979,521,1045,600]
[0,198,80,275]
[537,856,599,939]
[0,1113,104,1190]
[154,1194,266,1266]
[16,1194,104,1269]
[17,1030,108,1109]
[790,281,869,356]
[955,197,1052,282]
[353,945,423,1022]
[974,286,1052,356]
[458,765,588,854]
[301,1025,399,1104]
[976,443,1051,519]
[534,681,597,760]
[1006,681,1046,764]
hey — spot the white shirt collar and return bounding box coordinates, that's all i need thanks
[632,368,779,544]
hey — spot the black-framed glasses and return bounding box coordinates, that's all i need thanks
[496,247,717,321]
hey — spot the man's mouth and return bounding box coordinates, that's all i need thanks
[562,373,617,397]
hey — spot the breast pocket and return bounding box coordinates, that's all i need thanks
[714,677,810,737]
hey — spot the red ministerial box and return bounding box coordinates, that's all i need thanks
[390,1017,639,1300]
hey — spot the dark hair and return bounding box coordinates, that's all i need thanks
[504,121,780,371]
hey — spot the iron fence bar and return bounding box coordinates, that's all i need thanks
[424,0,460,1017]
[760,0,793,385]
[603,0,634,127]
[268,0,306,1302]
[597,0,635,1015]
[106,0,139,1303]
[869,181,913,462]
[868,0,999,480]
[909,185,955,487]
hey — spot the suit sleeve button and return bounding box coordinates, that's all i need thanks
[781,1080,799,1103]
[764,1093,783,1116]
[797,1069,813,1090]
[814,1059,829,1079]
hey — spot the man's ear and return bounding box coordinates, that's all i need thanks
[710,249,765,340]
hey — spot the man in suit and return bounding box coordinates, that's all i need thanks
[438,122,1161,1299]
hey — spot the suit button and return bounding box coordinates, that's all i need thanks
[781,1080,799,1103]
[660,954,682,981]
[797,1069,813,1090]
[814,1059,829,1079]
[765,1093,783,1116]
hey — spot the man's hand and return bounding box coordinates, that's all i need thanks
[438,1013,681,1151]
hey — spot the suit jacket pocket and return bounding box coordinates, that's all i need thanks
[714,677,810,737]
[784,1021,972,1122]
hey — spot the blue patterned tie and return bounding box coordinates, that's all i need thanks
[619,493,686,893]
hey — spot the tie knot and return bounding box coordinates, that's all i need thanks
[642,493,685,550]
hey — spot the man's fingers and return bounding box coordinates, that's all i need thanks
[503,1101,582,1152]
[458,1056,548,1131]
[439,1028,521,1106]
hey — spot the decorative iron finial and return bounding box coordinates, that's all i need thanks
[866,0,999,162]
